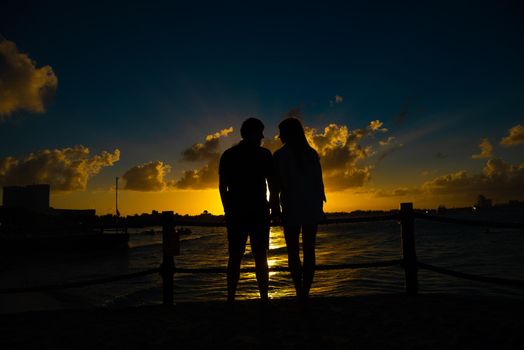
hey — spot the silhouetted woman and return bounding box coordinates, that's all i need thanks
[273,117,326,301]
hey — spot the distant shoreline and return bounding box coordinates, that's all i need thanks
[103,205,524,228]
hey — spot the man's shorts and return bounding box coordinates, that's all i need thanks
[227,221,270,255]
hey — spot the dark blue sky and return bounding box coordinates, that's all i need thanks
[1,0,523,212]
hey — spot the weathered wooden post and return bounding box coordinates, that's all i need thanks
[161,211,180,305]
[400,202,418,296]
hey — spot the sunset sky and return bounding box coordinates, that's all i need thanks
[1,0,523,215]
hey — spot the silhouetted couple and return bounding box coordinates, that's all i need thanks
[219,117,326,304]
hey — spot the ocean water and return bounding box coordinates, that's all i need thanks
[1,220,523,310]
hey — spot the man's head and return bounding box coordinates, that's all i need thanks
[240,117,264,146]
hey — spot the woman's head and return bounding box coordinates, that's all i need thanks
[278,117,307,146]
[278,118,318,166]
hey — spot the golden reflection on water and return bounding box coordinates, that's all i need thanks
[239,226,297,300]
[238,225,369,300]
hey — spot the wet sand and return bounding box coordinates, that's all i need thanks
[1,294,523,349]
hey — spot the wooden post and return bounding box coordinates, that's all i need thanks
[161,211,177,305]
[400,202,418,296]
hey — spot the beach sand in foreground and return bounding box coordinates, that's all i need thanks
[1,294,523,350]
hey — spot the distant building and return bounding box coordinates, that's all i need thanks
[475,194,492,209]
[1,185,99,236]
[2,184,50,212]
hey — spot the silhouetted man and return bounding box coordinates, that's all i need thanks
[219,117,278,303]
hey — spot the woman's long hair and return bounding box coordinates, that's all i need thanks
[278,117,318,168]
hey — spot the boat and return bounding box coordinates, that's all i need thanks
[138,228,158,236]
[176,227,192,236]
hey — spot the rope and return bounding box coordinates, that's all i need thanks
[0,259,402,294]
[321,214,399,224]
[418,261,524,288]
[0,267,160,294]
[415,213,524,229]
[173,214,399,227]
[174,259,402,274]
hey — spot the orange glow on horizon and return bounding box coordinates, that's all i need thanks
[47,186,471,217]
[51,189,225,216]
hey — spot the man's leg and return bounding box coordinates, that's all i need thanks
[284,225,303,299]
[251,246,269,301]
[227,225,247,302]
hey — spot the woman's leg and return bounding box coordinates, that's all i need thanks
[301,224,318,299]
[284,225,303,298]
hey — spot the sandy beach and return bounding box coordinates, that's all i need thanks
[1,294,523,349]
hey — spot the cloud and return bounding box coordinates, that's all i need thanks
[305,120,388,190]
[0,146,120,191]
[379,136,395,146]
[0,38,58,118]
[500,124,524,146]
[375,136,403,163]
[174,159,220,189]
[174,128,234,189]
[375,187,422,198]
[435,152,447,159]
[393,97,411,125]
[377,143,404,163]
[122,161,172,191]
[181,127,233,162]
[471,138,493,159]
[329,95,344,107]
[422,158,524,199]
[261,134,282,153]
[282,107,302,119]
[173,120,390,192]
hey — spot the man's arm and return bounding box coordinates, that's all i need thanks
[218,153,230,215]
[267,151,281,223]
[219,178,229,213]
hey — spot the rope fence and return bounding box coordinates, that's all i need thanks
[414,212,524,229]
[174,259,403,274]
[417,262,524,288]
[1,203,523,302]
[0,268,161,294]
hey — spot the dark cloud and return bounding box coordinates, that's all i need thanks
[174,128,233,189]
[175,159,219,190]
[0,38,57,118]
[181,127,233,162]
[0,146,120,191]
[376,136,403,163]
[393,97,411,125]
[122,161,171,191]
[281,107,303,120]
[422,158,524,199]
